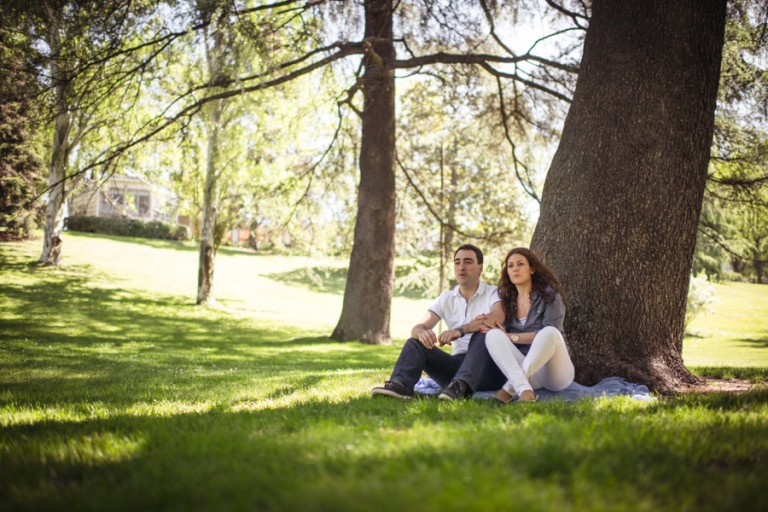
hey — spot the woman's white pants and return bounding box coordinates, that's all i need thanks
[485,326,575,395]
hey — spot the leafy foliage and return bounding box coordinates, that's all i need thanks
[685,272,718,329]
[697,0,768,282]
[65,215,190,240]
[0,32,45,240]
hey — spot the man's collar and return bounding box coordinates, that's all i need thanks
[452,281,488,298]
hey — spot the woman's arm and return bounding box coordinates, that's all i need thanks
[475,301,506,333]
[502,330,538,345]
[506,293,566,344]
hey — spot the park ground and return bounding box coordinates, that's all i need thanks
[1,232,767,512]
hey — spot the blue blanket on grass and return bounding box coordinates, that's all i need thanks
[414,376,654,401]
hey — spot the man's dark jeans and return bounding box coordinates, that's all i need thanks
[390,332,507,392]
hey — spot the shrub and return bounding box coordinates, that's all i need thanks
[685,272,718,329]
[65,215,189,241]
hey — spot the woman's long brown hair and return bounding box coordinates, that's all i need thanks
[496,247,566,322]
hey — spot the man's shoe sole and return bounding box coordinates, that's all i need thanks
[371,388,412,400]
[437,392,456,400]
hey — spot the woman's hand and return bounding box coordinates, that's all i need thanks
[478,318,502,334]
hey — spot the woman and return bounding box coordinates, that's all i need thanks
[482,247,574,403]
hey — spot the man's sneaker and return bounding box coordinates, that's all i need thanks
[371,380,413,400]
[438,379,471,400]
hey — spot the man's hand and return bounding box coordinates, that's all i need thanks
[437,329,461,346]
[417,329,439,349]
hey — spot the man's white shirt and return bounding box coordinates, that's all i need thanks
[427,281,500,355]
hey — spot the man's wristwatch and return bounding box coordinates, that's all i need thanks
[509,333,520,342]
[458,327,465,337]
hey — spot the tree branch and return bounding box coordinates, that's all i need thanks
[478,0,517,56]
[28,42,362,204]
[390,51,578,74]
[397,156,515,243]
[544,0,590,29]
[494,75,541,203]
[698,224,768,265]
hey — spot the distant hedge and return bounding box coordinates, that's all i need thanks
[65,215,190,241]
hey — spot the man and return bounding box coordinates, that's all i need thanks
[371,244,501,400]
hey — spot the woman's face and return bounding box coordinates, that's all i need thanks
[507,253,534,287]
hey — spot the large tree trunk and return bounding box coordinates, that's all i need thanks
[331,0,396,344]
[39,15,70,266]
[530,0,727,392]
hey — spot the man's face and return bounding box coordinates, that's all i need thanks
[453,249,482,287]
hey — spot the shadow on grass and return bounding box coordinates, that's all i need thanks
[0,248,398,410]
[691,366,768,381]
[2,390,768,512]
[738,335,768,349]
[264,266,349,295]
[264,265,434,299]
[64,230,260,257]
[4,242,768,511]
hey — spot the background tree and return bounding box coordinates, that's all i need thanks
[3,1,163,265]
[330,0,397,344]
[330,0,580,343]
[5,1,581,327]
[531,0,728,392]
[696,0,768,283]
[395,73,534,293]
[0,21,45,240]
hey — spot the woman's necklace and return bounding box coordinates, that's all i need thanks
[517,294,532,319]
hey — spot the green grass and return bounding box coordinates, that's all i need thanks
[1,233,768,511]
[683,281,768,367]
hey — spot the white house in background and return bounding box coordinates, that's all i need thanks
[68,175,178,223]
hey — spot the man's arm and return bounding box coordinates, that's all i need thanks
[435,301,505,345]
[411,311,441,349]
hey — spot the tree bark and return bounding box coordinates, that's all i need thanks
[39,14,71,266]
[441,141,458,292]
[331,0,396,344]
[197,21,225,306]
[196,100,222,305]
[530,0,727,392]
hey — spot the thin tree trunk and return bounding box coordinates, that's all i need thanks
[531,0,727,392]
[197,100,222,305]
[439,143,445,294]
[39,14,70,266]
[197,21,225,306]
[331,0,396,344]
[440,141,458,292]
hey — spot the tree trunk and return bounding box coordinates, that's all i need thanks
[331,0,396,344]
[753,246,764,284]
[40,111,69,266]
[197,22,226,306]
[197,103,221,305]
[39,15,70,266]
[440,141,458,292]
[530,0,727,392]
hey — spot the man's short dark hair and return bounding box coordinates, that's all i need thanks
[453,244,483,264]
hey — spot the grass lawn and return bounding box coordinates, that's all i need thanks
[1,233,767,512]
[683,281,768,368]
